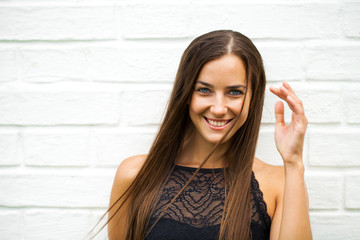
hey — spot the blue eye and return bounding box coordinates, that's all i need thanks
[197,87,210,93]
[229,89,243,96]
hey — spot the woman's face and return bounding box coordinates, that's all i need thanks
[189,53,252,145]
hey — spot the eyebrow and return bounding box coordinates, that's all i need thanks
[197,81,247,89]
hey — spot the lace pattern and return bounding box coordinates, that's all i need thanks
[147,165,271,239]
[152,166,226,227]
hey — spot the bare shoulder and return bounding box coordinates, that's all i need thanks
[253,158,284,186]
[109,154,147,211]
[252,158,285,219]
[114,154,148,186]
[108,155,147,240]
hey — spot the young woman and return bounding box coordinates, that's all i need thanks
[107,30,312,239]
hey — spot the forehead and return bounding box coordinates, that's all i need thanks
[196,54,247,86]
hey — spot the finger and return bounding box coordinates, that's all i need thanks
[291,112,296,124]
[270,86,287,102]
[269,86,280,95]
[280,86,305,111]
[286,97,308,133]
[274,101,285,127]
[282,81,301,103]
[271,85,302,108]
[278,86,295,103]
[279,86,291,100]
[286,95,305,116]
[282,81,295,94]
[291,108,308,132]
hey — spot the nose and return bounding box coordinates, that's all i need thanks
[210,95,227,116]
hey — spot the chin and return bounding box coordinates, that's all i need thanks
[204,134,230,145]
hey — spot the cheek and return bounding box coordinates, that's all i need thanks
[232,96,251,122]
[231,103,250,134]
[189,96,208,114]
[241,98,251,119]
[241,101,252,126]
[230,99,245,116]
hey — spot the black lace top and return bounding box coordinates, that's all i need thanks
[146,165,271,240]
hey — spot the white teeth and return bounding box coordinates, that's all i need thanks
[208,119,227,127]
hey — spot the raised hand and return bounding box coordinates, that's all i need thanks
[269,81,308,167]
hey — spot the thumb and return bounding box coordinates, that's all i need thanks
[275,101,285,126]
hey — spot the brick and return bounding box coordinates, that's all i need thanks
[305,44,360,80]
[0,90,120,125]
[87,46,182,82]
[24,129,90,167]
[343,2,360,38]
[301,88,341,123]
[122,4,191,39]
[20,48,87,82]
[0,131,20,166]
[256,129,283,166]
[193,3,341,39]
[256,43,303,81]
[120,88,171,126]
[344,88,360,123]
[308,130,360,167]
[306,174,341,209]
[94,130,155,166]
[0,6,116,40]
[0,170,114,208]
[0,49,17,82]
[24,210,91,240]
[262,84,339,124]
[345,175,360,209]
[0,211,23,240]
[89,210,108,240]
[310,213,360,239]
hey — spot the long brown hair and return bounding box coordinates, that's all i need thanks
[95,30,266,240]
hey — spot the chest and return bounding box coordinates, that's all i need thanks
[146,166,271,239]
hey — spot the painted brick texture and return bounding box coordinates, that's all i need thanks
[0,1,359,239]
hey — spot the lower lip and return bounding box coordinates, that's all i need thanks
[204,117,232,130]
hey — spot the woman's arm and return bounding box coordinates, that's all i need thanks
[269,81,312,240]
[108,155,146,240]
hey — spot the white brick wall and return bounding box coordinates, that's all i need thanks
[0,5,116,40]
[0,1,359,239]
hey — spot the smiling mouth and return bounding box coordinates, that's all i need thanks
[204,117,233,128]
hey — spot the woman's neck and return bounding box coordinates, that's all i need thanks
[176,132,230,169]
